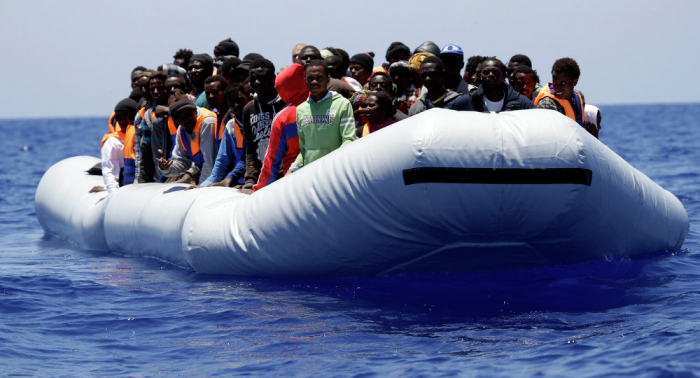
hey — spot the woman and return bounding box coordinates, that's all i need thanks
[360,91,396,137]
[350,90,370,138]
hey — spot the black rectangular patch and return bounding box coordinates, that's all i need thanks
[403,167,592,186]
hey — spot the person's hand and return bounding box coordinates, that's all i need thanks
[155,105,169,117]
[208,177,233,188]
[238,188,253,195]
[242,182,254,190]
[89,186,105,193]
[156,149,173,170]
[185,185,201,191]
[174,172,197,185]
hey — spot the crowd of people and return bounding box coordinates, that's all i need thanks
[92,39,603,196]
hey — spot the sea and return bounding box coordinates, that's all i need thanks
[1,104,699,377]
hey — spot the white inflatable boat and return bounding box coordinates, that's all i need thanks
[35,109,689,277]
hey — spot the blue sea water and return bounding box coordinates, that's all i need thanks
[1,104,699,377]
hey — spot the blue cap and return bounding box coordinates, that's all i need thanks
[439,44,464,57]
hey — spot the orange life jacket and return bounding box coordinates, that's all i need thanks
[534,84,585,125]
[101,123,136,185]
[177,108,218,167]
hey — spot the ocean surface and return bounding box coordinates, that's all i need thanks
[1,104,699,377]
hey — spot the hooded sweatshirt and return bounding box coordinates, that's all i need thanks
[242,86,287,185]
[253,63,308,192]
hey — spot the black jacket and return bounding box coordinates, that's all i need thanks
[447,84,534,112]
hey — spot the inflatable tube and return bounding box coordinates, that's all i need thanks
[35,109,689,276]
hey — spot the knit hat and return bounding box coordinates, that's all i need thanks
[408,52,435,73]
[242,53,264,63]
[189,53,214,71]
[350,53,374,71]
[214,38,239,57]
[128,87,142,103]
[385,42,410,61]
[413,41,441,56]
[388,61,410,75]
[114,98,138,119]
[168,89,196,117]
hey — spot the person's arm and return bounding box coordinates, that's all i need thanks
[339,100,356,146]
[197,117,218,184]
[101,137,123,194]
[200,122,234,187]
[242,105,259,188]
[291,112,306,171]
[253,113,287,191]
[535,97,560,111]
[160,131,194,177]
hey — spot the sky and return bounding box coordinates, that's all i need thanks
[1,0,699,119]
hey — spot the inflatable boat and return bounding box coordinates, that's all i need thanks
[35,109,689,277]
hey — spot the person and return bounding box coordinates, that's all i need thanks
[187,53,214,110]
[214,38,239,60]
[463,55,486,92]
[241,59,287,190]
[219,57,243,85]
[389,61,418,115]
[173,49,193,69]
[292,43,306,63]
[135,71,170,183]
[349,53,374,88]
[326,55,363,91]
[192,83,249,189]
[156,89,219,185]
[91,98,138,194]
[290,60,356,172]
[439,44,470,95]
[507,54,542,98]
[359,91,396,137]
[367,72,407,121]
[510,65,538,101]
[204,75,229,117]
[350,90,370,137]
[448,57,534,112]
[408,56,462,116]
[534,57,586,126]
[164,74,194,100]
[385,42,411,68]
[253,63,308,192]
[413,41,441,56]
[583,104,602,139]
[131,66,146,89]
[298,46,354,98]
[407,52,433,96]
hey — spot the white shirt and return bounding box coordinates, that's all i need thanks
[484,97,504,113]
[101,137,124,193]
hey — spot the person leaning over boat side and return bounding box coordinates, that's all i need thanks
[408,56,462,116]
[534,58,587,130]
[240,59,287,190]
[156,89,219,185]
[135,71,170,183]
[289,59,356,172]
[448,57,533,113]
[252,63,308,192]
[188,83,249,190]
[90,98,138,195]
[188,53,214,110]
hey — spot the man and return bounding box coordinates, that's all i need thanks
[91,98,138,194]
[156,89,219,185]
[510,65,538,101]
[348,53,373,87]
[204,75,229,118]
[439,44,470,95]
[385,42,411,68]
[448,58,533,112]
[292,43,306,63]
[187,54,214,110]
[507,54,542,98]
[241,59,287,190]
[291,60,355,172]
[219,57,243,85]
[408,56,462,116]
[389,61,418,115]
[463,55,485,92]
[135,71,170,183]
[534,57,586,127]
[253,63,308,191]
[131,66,146,89]
[173,49,193,69]
[298,46,354,98]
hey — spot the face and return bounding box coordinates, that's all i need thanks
[420,62,444,93]
[249,67,275,95]
[298,47,322,68]
[226,90,248,118]
[512,72,536,98]
[349,63,371,85]
[305,66,330,99]
[173,108,198,133]
[551,71,578,100]
[471,63,483,86]
[149,78,168,105]
[387,51,409,65]
[187,60,206,86]
[506,61,520,81]
[353,100,367,125]
[391,69,411,92]
[138,76,151,100]
[131,70,143,89]
[243,82,254,100]
[326,58,344,79]
[480,60,504,90]
[440,54,464,77]
[174,58,187,69]
[115,115,131,131]
[363,95,387,124]
[205,81,226,111]
[292,44,306,63]
[165,77,187,97]
[369,75,392,95]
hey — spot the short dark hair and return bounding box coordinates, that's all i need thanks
[369,71,392,84]
[369,90,396,117]
[552,57,581,79]
[509,54,532,68]
[132,66,147,73]
[174,49,193,61]
[327,47,350,73]
[466,55,486,75]
[306,59,329,76]
[221,57,241,74]
[204,75,229,90]
[224,82,244,98]
[512,65,540,83]
[302,45,321,55]
[421,55,444,71]
[482,57,506,76]
[250,58,275,73]
[149,71,168,83]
